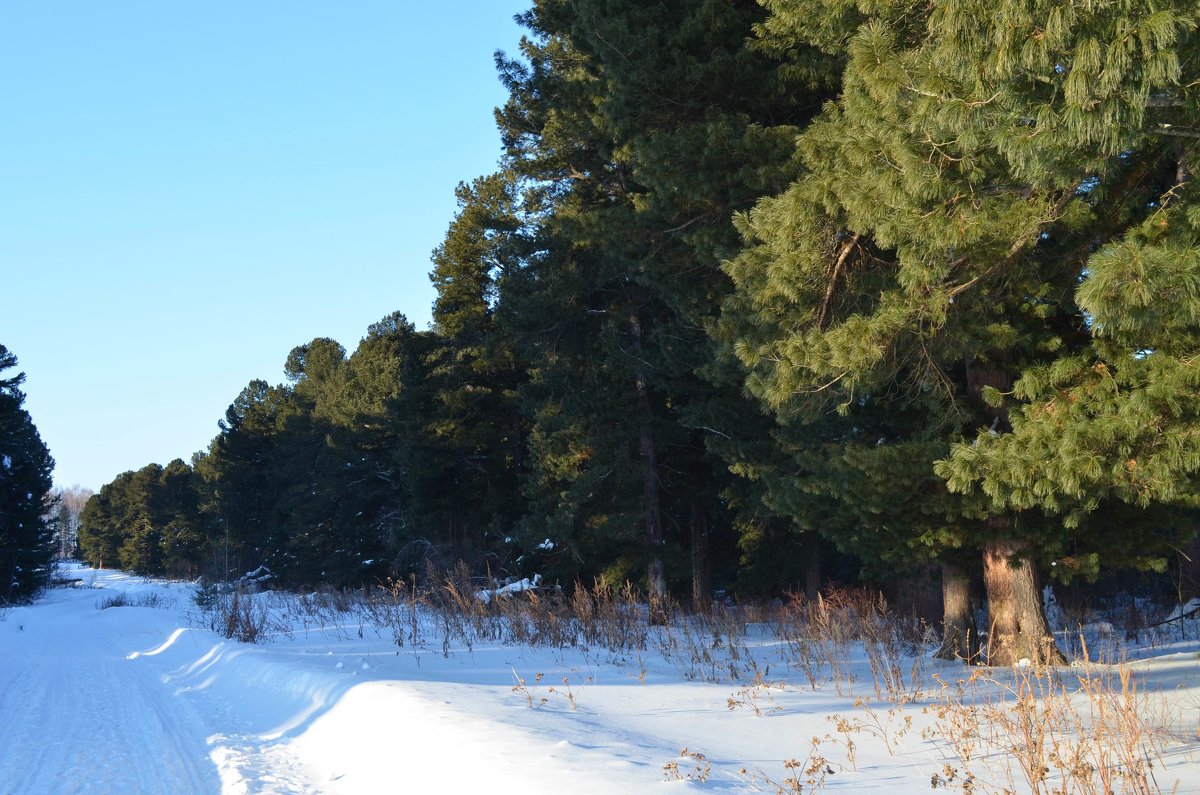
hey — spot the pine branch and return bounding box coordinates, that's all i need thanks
[1146,603,1200,629]
[946,181,1082,300]
[816,233,861,329]
[660,215,707,235]
[1155,124,1200,139]
[680,423,733,440]
[799,370,850,395]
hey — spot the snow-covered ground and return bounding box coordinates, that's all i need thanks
[1,564,1198,794]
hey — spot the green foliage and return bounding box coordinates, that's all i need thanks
[721,0,1200,583]
[489,0,842,596]
[199,318,435,587]
[0,344,56,602]
[942,182,1200,534]
[417,174,528,562]
[83,0,1200,613]
[78,459,205,578]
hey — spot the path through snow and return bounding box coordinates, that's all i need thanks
[0,584,219,794]
[2,565,1198,793]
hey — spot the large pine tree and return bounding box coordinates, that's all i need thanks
[421,175,528,566]
[0,344,56,602]
[489,0,838,606]
[937,0,1200,568]
[721,0,1198,663]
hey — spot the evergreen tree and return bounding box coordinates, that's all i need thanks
[493,6,674,596]
[0,344,56,602]
[158,459,205,578]
[194,318,438,586]
[116,463,167,575]
[275,334,416,586]
[78,478,126,570]
[339,313,440,577]
[547,0,839,606]
[720,0,1197,663]
[492,0,837,606]
[196,379,295,579]
[937,0,1200,560]
[421,175,528,566]
[77,460,206,578]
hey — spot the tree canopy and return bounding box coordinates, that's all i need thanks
[78,1,1200,663]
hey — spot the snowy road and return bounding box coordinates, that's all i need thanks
[3,566,1198,794]
[0,586,220,795]
[0,569,664,794]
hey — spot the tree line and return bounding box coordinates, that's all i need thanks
[77,0,1200,665]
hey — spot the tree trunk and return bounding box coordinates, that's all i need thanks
[981,539,1065,665]
[1178,533,1200,602]
[642,419,667,624]
[690,502,711,611]
[630,314,667,622]
[803,532,822,601]
[935,562,977,662]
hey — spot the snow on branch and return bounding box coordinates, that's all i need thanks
[475,574,542,605]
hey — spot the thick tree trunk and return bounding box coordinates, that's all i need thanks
[690,502,711,611]
[935,562,978,662]
[981,539,1065,665]
[803,532,822,601]
[630,314,667,623]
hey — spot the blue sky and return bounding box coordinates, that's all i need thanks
[2,2,529,491]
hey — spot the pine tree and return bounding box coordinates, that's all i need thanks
[196,379,295,579]
[549,0,840,606]
[339,313,440,577]
[491,0,839,606]
[192,320,440,586]
[421,175,528,566]
[718,0,1198,663]
[0,344,56,602]
[157,459,205,578]
[79,479,126,570]
[493,6,676,597]
[937,0,1200,561]
[116,463,167,575]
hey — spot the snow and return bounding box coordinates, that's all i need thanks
[238,566,274,585]
[1,564,1198,794]
[475,573,541,604]
[1164,597,1200,624]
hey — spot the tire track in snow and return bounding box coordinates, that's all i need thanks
[0,595,221,795]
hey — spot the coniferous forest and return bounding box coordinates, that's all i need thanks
[74,0,1200,665]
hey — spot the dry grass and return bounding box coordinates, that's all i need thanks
[921,653,1185,794]
[188,571,1194,792]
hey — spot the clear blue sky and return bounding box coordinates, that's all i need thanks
[2,2,529,491]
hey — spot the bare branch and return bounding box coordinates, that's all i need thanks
[946,181,1082,299]
[1154,124,1200,139]
[816,233,861,329]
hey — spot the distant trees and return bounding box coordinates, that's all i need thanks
[48,485,93,559]
[77,461,201,578]
[0,344,56,603]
